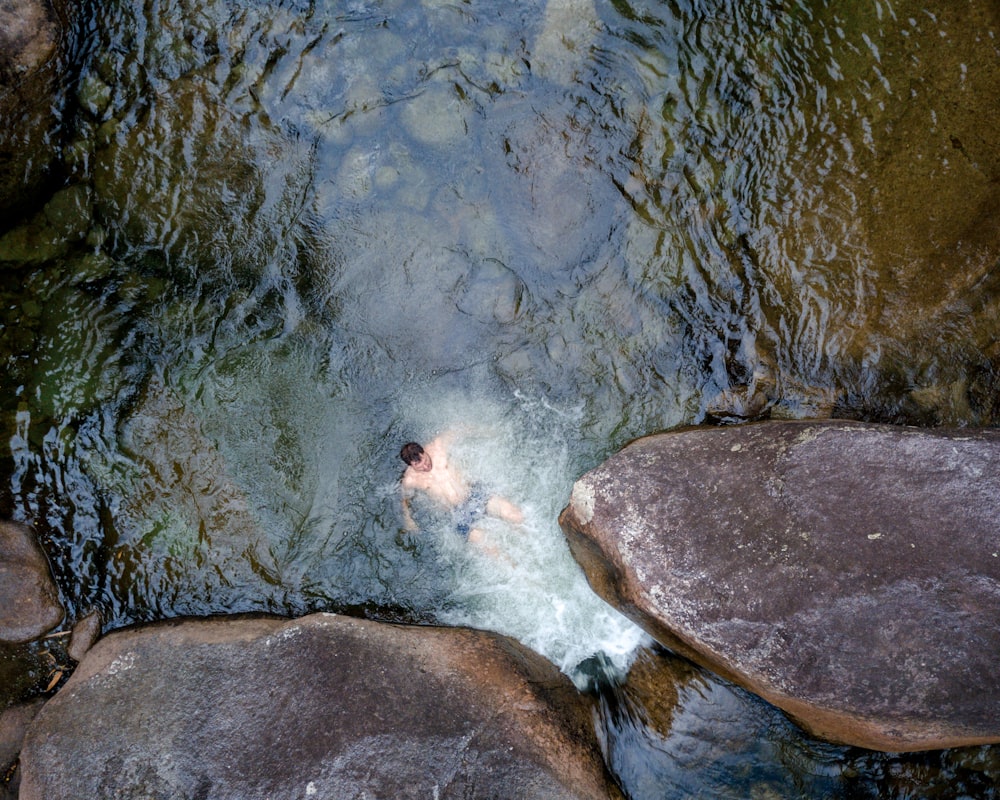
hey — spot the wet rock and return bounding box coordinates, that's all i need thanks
[66,611,101,663]
[19,613,622,799]
[0,698,46,800]
[705,386,772,424]
[0,0,57,77]
[1,698,45,767]
[560,420,1000,751]
[0,0,68,217]
[0,521,63,645]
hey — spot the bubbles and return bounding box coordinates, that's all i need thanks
[397,387,649,684]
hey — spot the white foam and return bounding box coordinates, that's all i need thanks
[402,389,649,686]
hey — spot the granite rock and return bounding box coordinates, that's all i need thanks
[560,420,1000,751]
[20,613,623,799]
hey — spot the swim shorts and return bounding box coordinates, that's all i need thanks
[454,483,489,540]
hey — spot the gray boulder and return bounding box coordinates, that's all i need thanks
[0,520,63,644]
[20,613,622,799]
[559,420,1000,752]
[0,698,46,800]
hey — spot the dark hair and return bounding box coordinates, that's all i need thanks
[400,442,424,465]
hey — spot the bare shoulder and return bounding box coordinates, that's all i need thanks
[400,469,419,492]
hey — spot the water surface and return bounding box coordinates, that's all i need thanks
[2,0,999,796]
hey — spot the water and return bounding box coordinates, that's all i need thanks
[408,392,649,679]
[2,0,999,796]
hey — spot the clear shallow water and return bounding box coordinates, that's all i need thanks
[2,0,999,796]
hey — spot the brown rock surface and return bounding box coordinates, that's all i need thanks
[0,0,67,217]
[19,613,622,799]
[559,420,1000,751]
[0,521,63,644]
[0,698,46,800]
[0,0,58,82]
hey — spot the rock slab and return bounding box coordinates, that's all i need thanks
[0,520,63,644]
[19,613,622,799]
[559,420,1000,751]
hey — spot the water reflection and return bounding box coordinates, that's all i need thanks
[600,645,1000,799]
[1,0,999,796]
[598,646,851,799]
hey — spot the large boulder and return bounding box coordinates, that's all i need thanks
[19,613,622,799]
[0,520,63,644]
[559,420,1000,752]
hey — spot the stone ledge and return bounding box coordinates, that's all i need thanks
[19,613,623,799]
[560,420,1000,751]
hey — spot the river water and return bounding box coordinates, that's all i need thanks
[2,0,999,796]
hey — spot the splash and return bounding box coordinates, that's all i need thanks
[398,387,649,687]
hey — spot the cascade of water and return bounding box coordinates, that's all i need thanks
[396,388,650,685]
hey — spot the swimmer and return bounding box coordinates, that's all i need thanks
[399,433,524,549]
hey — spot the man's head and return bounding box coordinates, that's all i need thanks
[400,442,430,470]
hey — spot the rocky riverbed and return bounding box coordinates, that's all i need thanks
[4,0,1000,796]
[4,419,1000,796]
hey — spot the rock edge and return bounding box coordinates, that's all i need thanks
[560,420,1000,751]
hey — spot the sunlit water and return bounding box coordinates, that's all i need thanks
[401,391,648,679]
[2,0,999,796]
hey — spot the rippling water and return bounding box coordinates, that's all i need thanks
[2,0,999,796]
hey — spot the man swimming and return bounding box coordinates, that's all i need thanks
[399,434,524,548]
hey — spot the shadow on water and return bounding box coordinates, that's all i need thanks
[590,645,1000,799]
[1,0,999,797]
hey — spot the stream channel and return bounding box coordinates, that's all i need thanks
[2,0,1000,796]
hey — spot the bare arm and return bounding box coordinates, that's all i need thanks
[400,482,418,531]
[401,498,417,531]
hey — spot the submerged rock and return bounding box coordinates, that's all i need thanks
[809,2,1000,424]
[401,85,470,147]
[532,0,600,85]
[66,611,101,663]
[84,374,279,611]
[19,613,622,799]
[0,521,63,644]
[92,75,312,284]
[0,183,93,264]
[0,0,68,217]
[559,420,1000,752]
